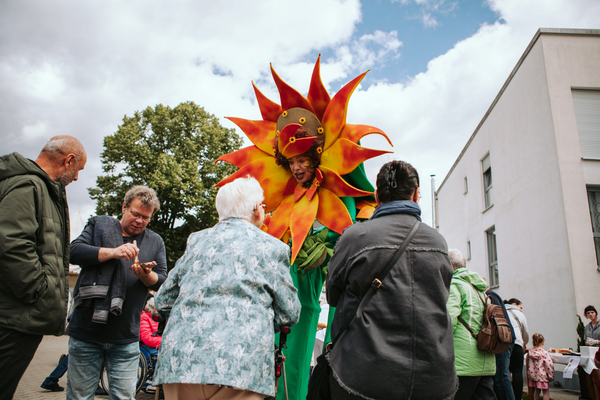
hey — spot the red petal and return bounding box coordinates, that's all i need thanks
[260,170,293,211]
[282,176,298,196]
[290,195,319,263]
[339,124,393,147]
[321,138,392,175]
[267,195,295,240]
[270,64,314,113]
[225,117,277,155]
[215,146,270,168]
[320,166,373,197]
[294,184,308,203]
[322,71,367,150]
[305,169,323,201]
[316,188,353,234]
[307,55,331,122]
[252,82,283,122]
[215,157,281,187]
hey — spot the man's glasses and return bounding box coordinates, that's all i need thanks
[128,209,151,222]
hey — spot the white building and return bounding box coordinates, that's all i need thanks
[436,28,600,349]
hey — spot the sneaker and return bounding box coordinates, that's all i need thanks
[41,383,64,392]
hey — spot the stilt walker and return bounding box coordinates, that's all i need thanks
[216,55,393,400]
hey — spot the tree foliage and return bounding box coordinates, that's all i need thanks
[89,101,242,268]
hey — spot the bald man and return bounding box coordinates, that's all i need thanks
[0,135,86,398]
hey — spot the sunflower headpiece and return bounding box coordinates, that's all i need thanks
[216,55,393,263]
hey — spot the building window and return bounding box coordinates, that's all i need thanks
[464,176,468,194]
[587,187,600,269]
[467,240,471,260]
[482,154,493,209]
[487,226,498,287]
[573,90,600,160]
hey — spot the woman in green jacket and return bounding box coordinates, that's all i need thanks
[447,249,496,400]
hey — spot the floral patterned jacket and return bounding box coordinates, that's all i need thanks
[153,218,301,396]
[526,347,555,383]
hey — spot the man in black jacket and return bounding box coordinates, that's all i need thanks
[66,185,167,400]
[0,136,86,398]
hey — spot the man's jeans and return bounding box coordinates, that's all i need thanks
[66,336,139,400]
[494,342,515,400]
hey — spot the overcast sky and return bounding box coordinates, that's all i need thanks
[1,0,599,230]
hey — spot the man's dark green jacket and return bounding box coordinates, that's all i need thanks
[0,152,70,335]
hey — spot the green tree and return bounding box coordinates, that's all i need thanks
[89,101,242,268]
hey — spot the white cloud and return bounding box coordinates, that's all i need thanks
[0,0,599,228]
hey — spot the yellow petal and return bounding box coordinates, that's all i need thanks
[320,166,373,198]
[321,138,392,175]
[339,124,393,147]
[267,194,295,240]
[215,157,281,187]
[252,81,283,122]
[215,145,270,168]
[225,117,276,155]
[316,188,353,234]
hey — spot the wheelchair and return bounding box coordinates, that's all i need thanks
[99,342,159,394]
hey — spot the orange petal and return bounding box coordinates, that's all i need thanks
[261,214,272,232]
[215,157,281,187]
[225,117,277,155]
[355,199,377,209]
[260,170,293,211]
[320,166,373,197]
[307,55,331,122]
[290,195,319,263]
[339,124,393,147]
[267,195,295,240]
[322,71,367,150]
[215,145,270,168]
[321,138,392,175]
[356,205,375,220]
[252,82,283,122]
[270,64,314,113]
[316,188,353,234]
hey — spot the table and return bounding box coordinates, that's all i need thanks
[551,347,600,400]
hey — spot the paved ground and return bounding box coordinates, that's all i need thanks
[15,334,582,400]
[14,334,154,399]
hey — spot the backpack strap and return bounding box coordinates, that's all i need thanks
[456,278,488,339]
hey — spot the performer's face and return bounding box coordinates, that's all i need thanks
[289,155,314,184]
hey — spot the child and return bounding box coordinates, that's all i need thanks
[526,333,555,400]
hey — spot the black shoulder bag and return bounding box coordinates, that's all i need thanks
[306,220,421,400]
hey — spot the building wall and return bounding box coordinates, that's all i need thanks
[437,30,600,349]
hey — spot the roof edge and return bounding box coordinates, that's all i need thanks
[436,28,600,194]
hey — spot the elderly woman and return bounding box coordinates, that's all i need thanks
[153,176,301,400]
[326,160,457,399]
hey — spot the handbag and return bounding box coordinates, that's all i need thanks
[306,220,421,400]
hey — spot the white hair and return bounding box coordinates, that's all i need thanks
[215,176,264,221]
[448,248,466,271]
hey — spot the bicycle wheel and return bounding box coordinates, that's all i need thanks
[99,353,148,394]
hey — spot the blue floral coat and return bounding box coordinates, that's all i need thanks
[153,218,301,396]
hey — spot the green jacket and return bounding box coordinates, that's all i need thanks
[0,152,70,335]
[447,268,496,376]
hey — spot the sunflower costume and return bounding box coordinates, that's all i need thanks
[216,56,392,400]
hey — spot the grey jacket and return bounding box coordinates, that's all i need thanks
[0,152,70,335]
[326,212,457,400]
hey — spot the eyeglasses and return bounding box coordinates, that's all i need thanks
[128,208,151,222]
[254,204,267,211]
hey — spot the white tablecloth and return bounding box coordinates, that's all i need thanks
[550,346,599,375]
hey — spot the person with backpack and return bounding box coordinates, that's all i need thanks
[447,249,496,400]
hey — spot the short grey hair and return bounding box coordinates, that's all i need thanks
[39,135,86,163]
[124,186,160,216]
[216,176,264,221]
[448,248,466,271]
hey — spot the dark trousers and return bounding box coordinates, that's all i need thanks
[494,343,515,400]
[43,354,69,385]
[455,376,497,400]
[0,326,43,400]
[509,344,524,400]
